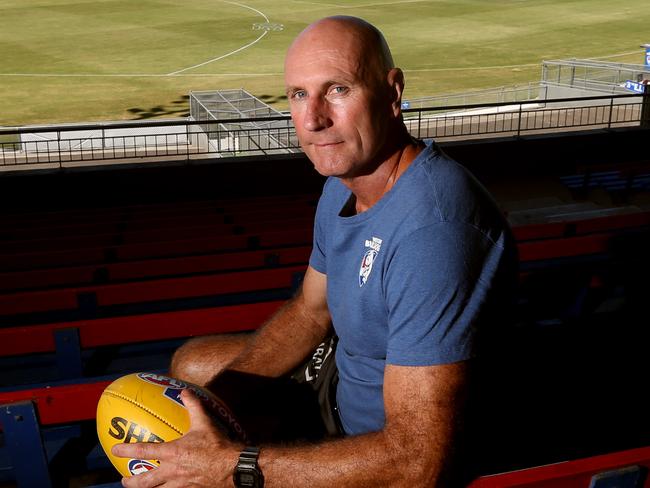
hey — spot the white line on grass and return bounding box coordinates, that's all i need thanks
[592,50,643,60]
[404,63,540,72]
[340,0,433,8]
[286,0,348,7]
[0,51,642,78]
[1,1,276,78]
[402,50,645,73]
[288,0,434,8]
[167,1,270,76]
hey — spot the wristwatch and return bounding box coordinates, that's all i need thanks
[233,446,264,487]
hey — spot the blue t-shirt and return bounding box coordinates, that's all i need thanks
[309,142,517,435]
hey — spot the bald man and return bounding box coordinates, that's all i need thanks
[114,16,517,487]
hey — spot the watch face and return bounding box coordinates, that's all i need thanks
[234,447,262,488]
[235,470,259,487]
[239,473,255,485]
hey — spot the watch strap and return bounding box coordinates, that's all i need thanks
[240,446,260,462]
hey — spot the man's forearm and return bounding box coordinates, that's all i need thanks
[258,429,443,488]
[228,293,331,378]
[254,362,467,488]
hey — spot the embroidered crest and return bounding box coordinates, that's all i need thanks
[359,237,382,287]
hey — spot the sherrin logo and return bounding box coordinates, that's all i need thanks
[359,237,382,287]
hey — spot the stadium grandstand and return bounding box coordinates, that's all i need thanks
[1,21,650,488]
[2,97,650,486]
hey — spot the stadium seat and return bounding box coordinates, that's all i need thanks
[0,246,312,292]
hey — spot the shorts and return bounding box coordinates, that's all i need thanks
[207,335,343,444]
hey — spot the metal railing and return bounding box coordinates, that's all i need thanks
[403,82,546,109]
[403,93,646,141]
[1,94,646,170]
[543,59,650,90]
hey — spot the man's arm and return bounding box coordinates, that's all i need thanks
[115,359,469,488]
[259,361,469,487]
[226,265,332,378]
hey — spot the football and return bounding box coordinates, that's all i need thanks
[96,372,246,477]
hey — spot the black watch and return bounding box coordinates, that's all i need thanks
[233,446,264,488]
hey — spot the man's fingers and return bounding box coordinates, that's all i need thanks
[181,388,214,432]
[111,390,224,487]
[112,440,166,460]
[120,465,165,488]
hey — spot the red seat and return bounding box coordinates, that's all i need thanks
[0,300,283,357]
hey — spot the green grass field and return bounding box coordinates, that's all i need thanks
[1,0,649,125]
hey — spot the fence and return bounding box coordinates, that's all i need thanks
[542,59,650,94]
[403,82,546,110]
[0,93,647,170]
[404,93,646,141]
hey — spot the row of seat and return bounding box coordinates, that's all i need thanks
[0,245,312,292]
[0,205,647,363]
[0,193,316,258]
[560,166,650,194]
[0,301,284,358]
[2,200,647,284]
[0,215,315,255]
[468,446,650,488]
[2,217,646,319]
[3,190,647,273]
[1,193,318,228]
[0,226,313,272]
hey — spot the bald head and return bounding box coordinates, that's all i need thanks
[286,16,394,85]
[284,16,407,179]
[288,16,393,76]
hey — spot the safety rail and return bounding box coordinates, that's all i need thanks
[0,93,647,169]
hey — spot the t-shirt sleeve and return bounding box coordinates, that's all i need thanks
[308,194,328,275]
[384,222,505,366]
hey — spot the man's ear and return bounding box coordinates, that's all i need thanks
[387,67,405,118]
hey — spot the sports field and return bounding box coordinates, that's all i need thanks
[1,0,649,126]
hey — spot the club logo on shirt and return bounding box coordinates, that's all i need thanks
[359,237,382,287]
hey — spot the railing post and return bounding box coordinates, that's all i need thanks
[186,122,190,162]
[607,96,614,129]
[641,86,650,129]
[57,130,62,169]
[517,104,523,137]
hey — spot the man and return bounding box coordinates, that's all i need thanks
[114,15,517,487]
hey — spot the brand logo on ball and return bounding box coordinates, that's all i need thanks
[128,459,158,475]
[108,417,165,443]
[138,373,187,390]
[162,386,186,406]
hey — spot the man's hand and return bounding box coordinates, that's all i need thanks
[112,389,240,488]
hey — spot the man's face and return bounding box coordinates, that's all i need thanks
[284,27,394,178]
